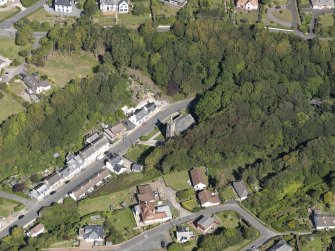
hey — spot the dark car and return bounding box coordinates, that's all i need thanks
[18,215,24,220]
[161,241,166,248]
[65,180,70,184]
[50,191,56,195]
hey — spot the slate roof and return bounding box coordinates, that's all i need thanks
[134,108,149,121]
[268,240,293,251]
[108,155,122,167]
[189,167,206,186]
[232,180,248,199]
[131,163,143,172]
[314,211,335,228]
[82,225,104,240]
[45,172,61,187]
[113,164,126,174]
[22,74,51,93]
[85,133,99,144]
[100,0,128,5]
[174,114,195,135]
[79,136,109,160]
[145,102,156,112]
[55,0,72,7]
[196,215,215,229]
[311,0,334,6]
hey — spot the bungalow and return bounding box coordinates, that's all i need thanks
[189,167,207,191]
[313,210,335,230]
[69,169,110,201]
[268,240,293,251]
[131,163,143,172]
[105,155,123,172]
[100,0,130,13]
[232,180,249,201]
[78,136,109,164]
[27,223,45,237]
[30,183,49,200]
[22,74,51,94]
[236,0,258,10]
[54,0,73,13]
[176,226,194,243]
[136,184,156,203]
[138,202,172,225]
[198,190,220,207]
[79,225,104,243]
[195,215,219,233]
[45,172,62,191]
[311,0,334,9]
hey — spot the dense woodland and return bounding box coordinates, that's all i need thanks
[0,4,335,242]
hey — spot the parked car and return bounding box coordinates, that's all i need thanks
[18,215,24,220]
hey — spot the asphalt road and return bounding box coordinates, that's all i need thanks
[0,0,48,29]
[0,98,193,239]
[0,191,31,206]
[114,201,277,251]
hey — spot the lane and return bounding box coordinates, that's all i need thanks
[0,191,31,206]
[0,99,193,239]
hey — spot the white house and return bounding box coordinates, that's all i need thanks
[105,155,123,172]
[45,172,63,192]
[30,183,49,200]
[54,0,73,13]
[236,0,258,10]
[22,74,51,95]
[176,226,194,243]
[189,167,207,191]
[79,136,109,164]
[100,0,129,13]
[313,210,335,230]
[311,0,334,9]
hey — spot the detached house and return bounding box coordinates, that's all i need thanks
[198,190,220,207]
[136,184,156,203]
[27,223,45,237]
[22,74,51,94]
[189,167,207,191]
[268,240,293,251]
[100,0,130,13]
[232,180,249,201]
[311,0,334,9]
[313,210,335,230]
[176,226,194,243]
[134,202,172,225]
[79,225,104,243]
[236,0,258,10]
[195,215,219,233]
[54,0,73,13]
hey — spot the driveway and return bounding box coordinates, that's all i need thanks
[0,63,25,83]
[165,187,192,218]
[43,3,82,17]
[0,191,31,206]
[267,6,293,27]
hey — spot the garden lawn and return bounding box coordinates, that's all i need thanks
[298,0,310,8]
[140,128,160,141]
[164,170,191,191]
[36,52,97,87]
[95,15,117,26]
[272,9,293,24]
[0,7,20,23]
[217,211,240,229]
[118,14,150,29]
[27,7,76,25]
[107,208,136,232]
[0,198,20,218]
[124,144,152,162]
[181,198,199,211]
[236,11,258,25]
[0,37,32,60]
[318,13,334,27]
[220,186,237,200]
[78,188,132,216]
[0,91,25,123]
[301,236,324,250]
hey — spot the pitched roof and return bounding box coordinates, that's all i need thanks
[28,223,45,236]
[189,167,206,186]
[71,169,110,199]
[100,0,129,5]
[85,133,99,144]
[45,172,61,187]
[82,225,104,240]
[236,0,258,6]
[23,74,51,93]
[139,202,168,222]
[268,240,293,251]
[174,114,195,135]
[311,0,334,6]
[55,0,72,6]
[110,123,127,135]
[196,215,215,229]
[108,155,122,167]
[232,180,248,199]
[137,184,155,202]
[198,190,220,205]
[134,108,149,121]
[79,136,109,160]
[131,163,143,171]
[145,102,156,112]
[314,211,335,228]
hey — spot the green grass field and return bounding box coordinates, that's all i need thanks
[220,186,237,200]
[0,198,21,218]
[78,188,133,216]
[118,14,150,28]
[236,11,258,25]
[140,128,161,141]
[124,144,152,162]
[0,7,20,23]
[95,15,117,26]
[181,198,199,211]
[35,52,97,87]
[164,170,191,191]
[301,236,324,250]
[318,13,334,27]
[217,211,240,229]
[0,91,25,123]
[272,9,293,24]
[0,37,32,60]
[27,7,76,25]
[298,0,310,8]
